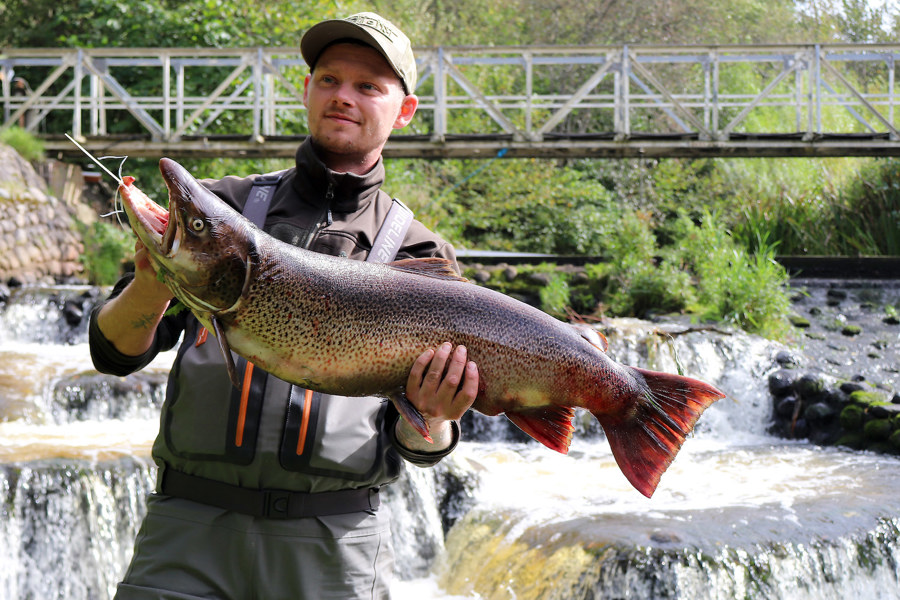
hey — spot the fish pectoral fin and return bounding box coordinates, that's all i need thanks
[505,406,576,455]
[389,392,433,444]
[210,317,241,389]
[389,257,468,282]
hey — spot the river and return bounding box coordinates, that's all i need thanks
[1,283,899,599]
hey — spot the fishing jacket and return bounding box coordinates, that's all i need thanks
[90,138,461,496]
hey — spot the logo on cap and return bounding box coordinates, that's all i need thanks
[345,14,399,41]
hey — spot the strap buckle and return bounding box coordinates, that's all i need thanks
[264,490,293,519]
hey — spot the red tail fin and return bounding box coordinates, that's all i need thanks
[597,367,725,498]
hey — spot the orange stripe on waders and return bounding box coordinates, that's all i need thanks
[295,389,314,456]
[234,361,255,447]
[195,327,208,347]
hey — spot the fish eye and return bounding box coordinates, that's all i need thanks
[190,217,205,232]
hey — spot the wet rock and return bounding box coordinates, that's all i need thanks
[864,419,892,441]
[804,402,835,422]
[841,325,862,337]
[841,381,866,395]
[839,405,864,431]
[528,272,552,286]
[768,370,796,397]
[502,266,518,281]
[825,388,850,408]
[837,432,866,450]
[62,298,86,328]
[775,395,799,418]
[789,315,811,328]
[890,430,900,450]
[868,403,900,419]
[775,351,800,368]
[471,270,491,284]
[850,390,883,406]
[795,373,826,399]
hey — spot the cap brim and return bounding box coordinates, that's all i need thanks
[301,20,408,91]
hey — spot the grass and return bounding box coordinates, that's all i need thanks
[0,127,44,162]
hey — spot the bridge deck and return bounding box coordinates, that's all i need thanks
[3,43,898,159]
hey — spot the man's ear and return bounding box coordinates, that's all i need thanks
[393,94,419,130]
[302,74,311,107]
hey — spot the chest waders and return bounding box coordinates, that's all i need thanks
[160,172,415,518]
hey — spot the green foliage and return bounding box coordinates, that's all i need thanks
[729,157,900,256]
[673,213,792,337]
[538,273,571,319]
[398,158,614,254]
[1,0,891,340]
[77,220,135,285]
[0,127,44,162]
[0,0,349,48]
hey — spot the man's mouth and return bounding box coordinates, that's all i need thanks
[325,112,358,124]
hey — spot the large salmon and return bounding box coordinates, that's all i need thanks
[118,158,725,498]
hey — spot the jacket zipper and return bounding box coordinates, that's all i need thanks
[303,181,335,249]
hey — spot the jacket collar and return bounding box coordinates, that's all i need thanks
[291,138,385,213]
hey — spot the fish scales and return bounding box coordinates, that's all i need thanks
[118,157,726,498]
[239,241,600,408]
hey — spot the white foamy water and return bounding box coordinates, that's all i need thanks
[3,291,900,599]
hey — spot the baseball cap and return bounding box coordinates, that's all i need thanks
[300,12,417,94]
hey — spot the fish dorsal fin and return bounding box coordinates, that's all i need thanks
[388,257,468,282]
[570,323,609,352]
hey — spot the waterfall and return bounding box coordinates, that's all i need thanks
[1,285,900,600]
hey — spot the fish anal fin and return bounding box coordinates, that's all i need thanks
[390,392,433,444]
[596,367,725,498]
[505,406,576,454]
[389,257,468,282]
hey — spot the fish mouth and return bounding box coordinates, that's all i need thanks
[119,178,176,256]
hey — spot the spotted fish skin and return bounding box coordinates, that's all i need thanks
[118,157,726,498]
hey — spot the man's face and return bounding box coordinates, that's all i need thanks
[303,43,417,173]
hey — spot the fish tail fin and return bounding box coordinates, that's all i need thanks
[596,367,725,498]
[505,406,576,454]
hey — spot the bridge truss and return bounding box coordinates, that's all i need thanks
[1,43,898,159]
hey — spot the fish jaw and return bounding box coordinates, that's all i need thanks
[119,178,171,255]
[119,159,255,315]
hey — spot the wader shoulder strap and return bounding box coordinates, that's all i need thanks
[242,171,286,227]
[243,175,414,265]
[367,199,414,263]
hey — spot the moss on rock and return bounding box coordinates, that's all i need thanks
[839,404,865,431]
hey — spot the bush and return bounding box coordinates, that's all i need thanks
[0,127,44,162]
[78,220,134,285]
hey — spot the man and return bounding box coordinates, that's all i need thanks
[90,12,478,599]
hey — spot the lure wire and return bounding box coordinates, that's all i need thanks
[64,133,131,228]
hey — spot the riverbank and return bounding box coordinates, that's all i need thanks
[765,279,900,452]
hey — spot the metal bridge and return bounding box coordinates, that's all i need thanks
[2,43,899,160]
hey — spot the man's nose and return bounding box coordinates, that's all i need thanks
[331,83,354,106]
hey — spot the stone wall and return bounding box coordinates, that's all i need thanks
[0,143,92,284]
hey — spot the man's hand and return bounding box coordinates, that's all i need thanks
[395,342,479,452]
[95,240,173,357]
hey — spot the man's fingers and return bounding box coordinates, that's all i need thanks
[424,342,453,387]
[408,347,435,390]
[442,345,468,388]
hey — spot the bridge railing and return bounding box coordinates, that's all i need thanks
[1,44,898,158]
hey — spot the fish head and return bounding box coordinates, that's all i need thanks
[119,157,254,315]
